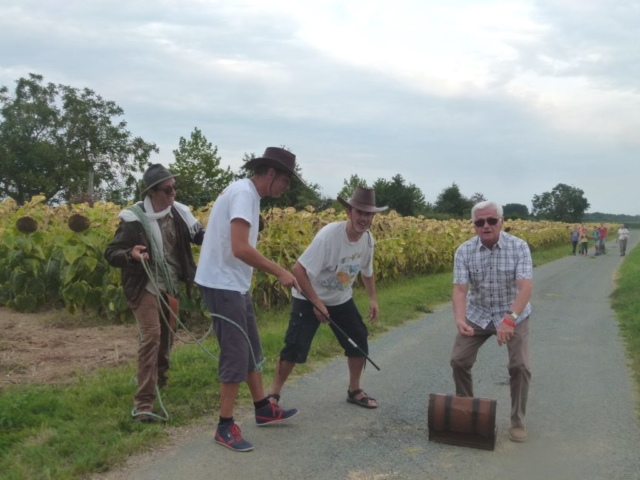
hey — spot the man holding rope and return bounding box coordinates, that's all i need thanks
[268,187,387,410]
[195,147,303,452]
[106,164,205,423]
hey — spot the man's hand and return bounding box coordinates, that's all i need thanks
[313,303,330,324]
[456,319,475,337]
[276,269,301,293]
[496,321,515,346]
[368,301,379,324]
[131,245,148,262]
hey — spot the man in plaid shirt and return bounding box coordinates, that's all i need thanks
[450,201,533,443]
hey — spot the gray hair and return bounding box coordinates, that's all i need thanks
[471,201,503,220]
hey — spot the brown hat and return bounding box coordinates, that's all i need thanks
[243,147,306,185]
[142,164,178,193]
[338,187,388,213]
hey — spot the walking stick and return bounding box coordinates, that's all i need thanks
[299,291,381,371]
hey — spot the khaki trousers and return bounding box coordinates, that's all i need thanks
[131,291,173,412]
[450,318,531,428]
[619,238,628,255]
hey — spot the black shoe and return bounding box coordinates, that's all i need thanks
[255,402,298,426]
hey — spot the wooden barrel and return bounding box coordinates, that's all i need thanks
[428,393,497,451]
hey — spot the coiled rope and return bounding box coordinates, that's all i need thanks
[129,249,264,423]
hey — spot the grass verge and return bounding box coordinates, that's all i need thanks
[610,244,640,401]
[0,241,574,479]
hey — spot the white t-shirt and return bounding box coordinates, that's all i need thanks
[195,179,261,293]
[292,221,375,306]
[618,228,630,240]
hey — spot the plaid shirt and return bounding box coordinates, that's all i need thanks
[454,231,532,329]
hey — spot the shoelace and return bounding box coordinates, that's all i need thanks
[269,404,283,419]
[228,424,244,441]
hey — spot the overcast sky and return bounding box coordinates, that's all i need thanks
[1,0,639,214]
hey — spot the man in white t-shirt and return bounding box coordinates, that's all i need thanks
[196,147,304,452]
[268,187,388,410]
[617,224,630,256]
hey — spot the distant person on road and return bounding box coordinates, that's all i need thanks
[617,224,630,256]
[579,222,587,237]
[105,164,205,423]
[598,223,608,254]
[579,230,589,256]
[268,187,387,410]
[450,200,533,443]
[195,147,303,452]
[570,226,580,256]
[592,227,602,256]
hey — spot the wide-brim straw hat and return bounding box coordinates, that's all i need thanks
[337,186,388,213]
[243,147,306,185]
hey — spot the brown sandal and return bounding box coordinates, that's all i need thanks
[347,389,377,409]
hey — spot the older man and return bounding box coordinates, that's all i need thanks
[450,201,533,442]
[617,224,630,256]
[106,164,205,423]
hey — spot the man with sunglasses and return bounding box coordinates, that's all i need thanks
[106,164,205,423]
[195,147,304,452]
[267,187,387,411]
[450,201,533,443]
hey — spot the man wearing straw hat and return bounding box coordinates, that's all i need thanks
[268,186,387,410]
[105,164,205,423]
[195,147,304,452]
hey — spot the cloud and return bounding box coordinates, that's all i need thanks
[0,0,638,214]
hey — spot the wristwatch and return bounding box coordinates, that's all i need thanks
[507,310,519,320]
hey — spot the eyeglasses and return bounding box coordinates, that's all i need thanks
[156,184,177,194]
[473,217,499,228]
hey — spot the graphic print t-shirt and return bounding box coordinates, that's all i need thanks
[292,222,374,306]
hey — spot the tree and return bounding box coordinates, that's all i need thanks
[531,183,590,222]
[337,174,369,201]
[169,128,233,208]
[504,203,530,219]
[469,192,487,205]
[434,183,473,218]
[0,73,157,204]
[372,174,427,217]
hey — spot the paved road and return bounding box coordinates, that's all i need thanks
[100,237,640,480]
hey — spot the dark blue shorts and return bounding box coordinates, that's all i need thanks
[279,297,368,363]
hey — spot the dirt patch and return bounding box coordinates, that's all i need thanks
[0,307,138,386]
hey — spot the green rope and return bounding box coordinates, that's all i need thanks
[128,204,179,297]
[129,257,266,422]
[141,257,264,371]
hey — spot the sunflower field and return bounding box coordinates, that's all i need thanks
[0,196,605,319]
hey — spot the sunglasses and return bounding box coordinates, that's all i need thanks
[473,217,499,228]
[156,184,178,194]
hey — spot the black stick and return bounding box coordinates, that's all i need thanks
[299,291,381,371]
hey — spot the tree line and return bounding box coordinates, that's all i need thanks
[1,73,593,222]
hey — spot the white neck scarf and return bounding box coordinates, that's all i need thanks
[118,197,201,253]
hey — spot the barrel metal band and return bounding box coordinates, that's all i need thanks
[444,394,453,430]
[471,397,481,433]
